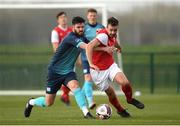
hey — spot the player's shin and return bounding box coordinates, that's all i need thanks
[108,94,124,112]
[73,87,89,116]
[82,81,94,107]
[121,84,133,102]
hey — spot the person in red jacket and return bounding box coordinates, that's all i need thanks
[86,17,145,117]
[51,12,72,105]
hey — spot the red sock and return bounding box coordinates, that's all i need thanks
[61,85,70,101]
[121,84,133,102]
[108,96,124,112]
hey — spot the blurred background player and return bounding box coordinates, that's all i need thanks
[51,12,72,105]
[24,16,94,119]
[80,8,104,109]
[86,17,144,117]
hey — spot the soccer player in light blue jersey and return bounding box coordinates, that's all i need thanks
[24,16,94,119]
[80,8,105,109]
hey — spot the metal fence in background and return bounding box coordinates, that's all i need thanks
[122,52,180,94]
[0,52,180,94]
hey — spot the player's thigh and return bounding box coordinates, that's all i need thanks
[96,79,111,91]
[46,70,63,94]
[114,72,130,86]
[109,63,122,82]
[67,80,79,92]
[90,68,108,84]
[64,72,79,92]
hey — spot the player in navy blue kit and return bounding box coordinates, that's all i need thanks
[24,16,94,119]
[80,8,104,109]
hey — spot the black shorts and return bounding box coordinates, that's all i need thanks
[46,70,77,94]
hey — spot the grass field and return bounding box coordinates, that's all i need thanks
[0,94,180,125]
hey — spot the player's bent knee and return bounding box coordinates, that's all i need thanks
[46,101,54,107]
[67,80,79,91]
[84,74,92,81]
[121,81,130,86]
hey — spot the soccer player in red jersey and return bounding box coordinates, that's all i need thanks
[86,17,145,117]
[51,12,72,105]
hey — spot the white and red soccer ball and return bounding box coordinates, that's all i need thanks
[96,104,112,120]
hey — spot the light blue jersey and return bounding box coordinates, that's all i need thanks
[84,23,104,41]
[81,23,104,61]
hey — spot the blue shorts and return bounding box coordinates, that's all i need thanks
[46,70,77,94]
[81,50,90,74]
[81,60,90,74]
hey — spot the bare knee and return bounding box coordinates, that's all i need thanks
[46,100,54,107]
[45,94,56,107]
[121,80,130,86]
[84,74,92,81]
[67,80,79,92]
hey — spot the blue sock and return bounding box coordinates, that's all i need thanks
[83,81,93,106]
[73,87,87,109]
[34,97,46,107]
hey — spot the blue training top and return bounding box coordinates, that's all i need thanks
[48,32,89,75]
[81,23,104,61]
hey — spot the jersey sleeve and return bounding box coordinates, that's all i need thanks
[96,33,108,45]
[67,37,85,48]
[51,30,59,43]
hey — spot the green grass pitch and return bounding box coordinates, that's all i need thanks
[0,94,180,125]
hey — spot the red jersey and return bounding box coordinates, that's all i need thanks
[92,29,117,70]
[52,26,72,44]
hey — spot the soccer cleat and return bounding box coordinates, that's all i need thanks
[89,102,96,110]
[60,96,70,106]
[24,98,34,117]
[117,110,131,118]
[128,98,145,109]
[84,112,95,119]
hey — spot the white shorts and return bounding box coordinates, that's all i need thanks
[90,63,122,91]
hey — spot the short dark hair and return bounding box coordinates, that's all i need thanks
[56,12,66,19]
[87,8,97,13]
[72,16,85,25]
[107,17,119,26]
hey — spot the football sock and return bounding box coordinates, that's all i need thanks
[61,85,70,100]
[81,106,89,116]
[108,95,124,112]
[82,81,93,107]
[121,84,133,102]
[30,97,46,107]
[73,87,88,116]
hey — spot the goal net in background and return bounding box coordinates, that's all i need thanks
[0,3,123,95]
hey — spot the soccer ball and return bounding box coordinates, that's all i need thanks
[96,104,112,120]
